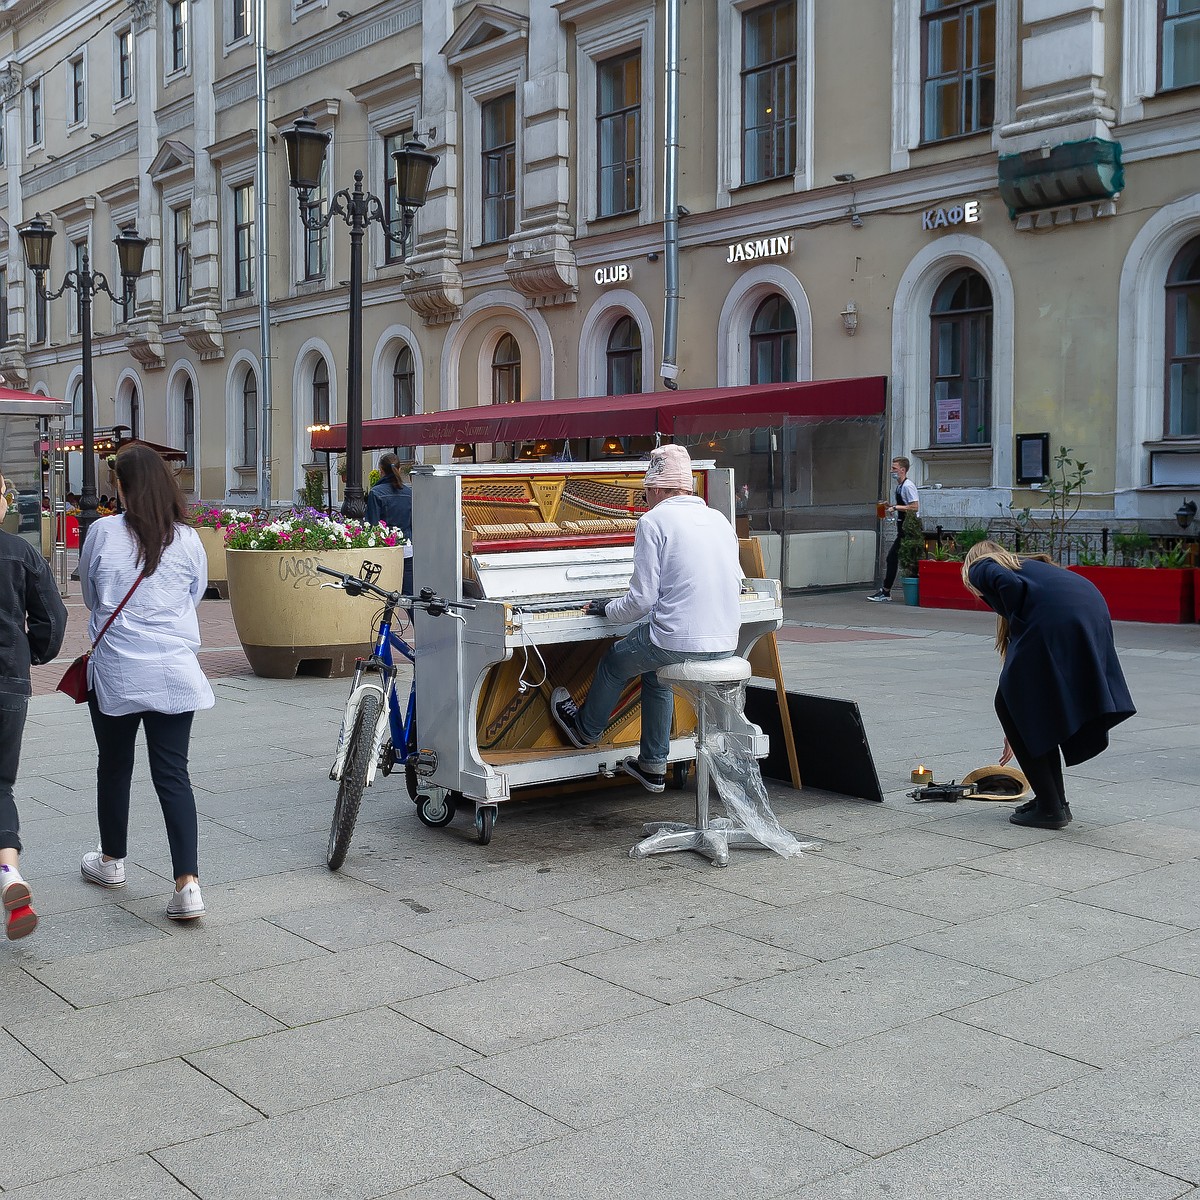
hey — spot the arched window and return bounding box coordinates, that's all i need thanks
[182,378,195,469]
[606,316,642,395]
[128,386,140,441]
[749,295,797,383]
[393,343,415,417]
[70,380,84,434]
[240,370,258,468]
[311,357,329,426]
[491,333,521,404]
[930,268,993,446]
[1165,237,1200,438]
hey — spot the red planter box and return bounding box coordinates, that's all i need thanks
[916,559,991,612]
[1069,565,1195,624]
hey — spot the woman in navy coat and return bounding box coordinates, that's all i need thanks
[364,453,413,594]
[962,541,1135,829]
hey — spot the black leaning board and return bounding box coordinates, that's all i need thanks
[744,685,884,804]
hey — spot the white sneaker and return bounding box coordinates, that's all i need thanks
[81,849,126,888]
[166,881,204,921]
[867,590,892,603]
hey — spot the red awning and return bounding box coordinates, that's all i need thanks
[311,377,887,453]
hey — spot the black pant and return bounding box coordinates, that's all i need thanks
[883,527,902,591]
[402,558,413,596]
[0,693,27,853]
[995,692,1066,808]
[88,696,199,879]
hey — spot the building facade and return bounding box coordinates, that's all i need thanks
[0,0,1197,530]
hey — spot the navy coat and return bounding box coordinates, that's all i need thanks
[967,557,1135,764]
[364,480,412,540]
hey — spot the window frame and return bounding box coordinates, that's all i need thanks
[748,294,798,385]
[0,267,8,346]
[928,267,994,447]
[919,0,997,146]
[233,181,255,298]
[302,154,329,282]
[28,77,43,148]
[1164,237,1200,438]
[182,376,196,470]
[311,357,330,427]
[480,92,518,247]
[166,0,190,77]
[740,0,799,186]
[1159,0,1200,93]
[605,315,643,395]
[596,50,643,219]
[68,237,89,336]
[115,26,134,104]
[31,276,48,345]
[240,369,258,468]
[230,0,252,44]
[491,333,522,405]
[68,53,87,128]
[172,204,192,312]
[382,130,414,265]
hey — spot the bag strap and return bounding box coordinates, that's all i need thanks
[91,573,145,651]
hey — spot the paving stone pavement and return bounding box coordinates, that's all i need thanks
[3,590,1198,1198]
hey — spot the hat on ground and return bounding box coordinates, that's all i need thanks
[643,444,694,492]
[960,764,1032,802]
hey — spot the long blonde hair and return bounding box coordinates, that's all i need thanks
[961,540,1058,657]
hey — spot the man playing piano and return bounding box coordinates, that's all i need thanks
[550,444,742,792]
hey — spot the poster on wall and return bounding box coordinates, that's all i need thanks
[935,397,962,444]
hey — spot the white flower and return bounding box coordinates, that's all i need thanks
[367,536,376,547]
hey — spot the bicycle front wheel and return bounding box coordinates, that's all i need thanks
[328,690,382,870]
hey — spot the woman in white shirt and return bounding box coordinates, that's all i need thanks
[78,444,214,920]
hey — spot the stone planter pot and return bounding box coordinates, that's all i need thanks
[226,546,404,678]
[195,526,229,599]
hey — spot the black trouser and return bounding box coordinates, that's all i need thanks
[403,558,413,596]
[995,692,1066,808]
[882,526,902,591]
[0,693,27,853]
[87,696,198,879]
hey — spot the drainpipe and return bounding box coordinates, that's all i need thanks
[659,0,680,391]
[255,0,273,508]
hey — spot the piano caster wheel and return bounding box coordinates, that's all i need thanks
[475,805,496,845]
[671,762,692,790]
[417,792,456,829]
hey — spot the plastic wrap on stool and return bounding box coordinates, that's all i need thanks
[677,677,817,859]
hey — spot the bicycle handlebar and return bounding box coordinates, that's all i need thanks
[315,564,476,615]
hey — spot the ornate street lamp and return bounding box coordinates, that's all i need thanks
[282,113,437,519]
[19,213,147,556]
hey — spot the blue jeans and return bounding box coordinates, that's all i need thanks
[577,622,730,774]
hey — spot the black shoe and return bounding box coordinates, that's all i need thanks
[1010,801,1072,830]
[621,760,666,793]
[1014,797,1072,818]
[550,687,593,749]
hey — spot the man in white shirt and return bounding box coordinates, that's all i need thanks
[551,444,742,792]
[868,455,920,602]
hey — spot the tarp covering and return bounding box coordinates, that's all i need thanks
[311,377,887,453]
[0,385,68,416]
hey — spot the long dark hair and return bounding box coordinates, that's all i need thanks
[115,444,189,576]
[378,453,406,490]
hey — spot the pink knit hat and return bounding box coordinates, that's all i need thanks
[643,444,694,491]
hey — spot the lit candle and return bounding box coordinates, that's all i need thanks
[911,765,933,785]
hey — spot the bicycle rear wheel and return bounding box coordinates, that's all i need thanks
[328,691,382,870]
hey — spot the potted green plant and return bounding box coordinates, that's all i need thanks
[898,512,924,605]
[224,508,407,677]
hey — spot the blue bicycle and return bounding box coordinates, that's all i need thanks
[316,563,472,869]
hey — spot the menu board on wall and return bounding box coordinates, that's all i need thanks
[935,397,962,444]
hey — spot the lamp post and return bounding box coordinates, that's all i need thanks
[282,113,437,519]
[18,213,147,554]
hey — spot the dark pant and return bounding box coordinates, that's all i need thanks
[0,693,28,853]
[995,692,1066,809]
[403,558,413,596]
[87,697,199,879]
[883,527,902,591]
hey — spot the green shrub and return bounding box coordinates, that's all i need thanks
[299,469,325,510]
[898,512,925,578]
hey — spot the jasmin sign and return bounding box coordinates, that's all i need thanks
[726,233,793,264]
[922,200,981,231]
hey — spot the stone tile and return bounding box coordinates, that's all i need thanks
[729,1015,1089,1156]
[12,862,175,917]
[722,893,946,962]
[0,1059,257,1190]
[714,944,1019,1047]
[376,1181,492,1200]
[217,941,469,1025]
[686,850,891,907]
[1124,929,1200,977]
[1071,860,1200,929]
[905,897,1181,982]
[28,918,324,1006]
[554,875,771,940]
[849,863,1062,921]
[398,908,631,981]
[11,904,166,962]
[8,981,282,1081]
[396,963,660,1055]
[461,1088,863,1200]
[964,840,1160,891]
[0,962,73,1023]
[923,807,1069,849]
[819,826,999,877]
[0,1154,199,1199]
[1072,819,1200,863]
[155,1068,564,1199]
[1008,1033,1200,1183]
[466,999,820,1129]
[0,1028,62,1096]
[270,885,514,952]
[779,1114,1191,1200]
[951,957,1200,1066]
[570,926,810,1002]
[189,1007,478,1116]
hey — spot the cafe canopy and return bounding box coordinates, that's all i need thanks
[310,377,888,453]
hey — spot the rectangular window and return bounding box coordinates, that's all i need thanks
[69,57,86,125]
[169,0,189,73]
[742,0,797,184]
[234,182,255,296]
[304,155,328,281]
[597,51,641,217]
[921,0,996,143]
[481,93,516,245]
[173,205,191,311]
[70,240,87,335]
[29,79,42,146]
[0,268,8,346]
[116,28,133,100]
[383,131,413,264]
[32,281,47,345]
[241,379,258,468]
[1162,0,1200,90]
[232,0,251,41]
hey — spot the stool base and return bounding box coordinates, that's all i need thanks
[630,816,770,868]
